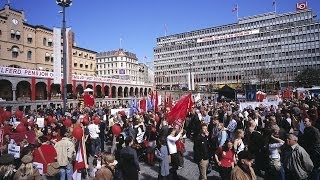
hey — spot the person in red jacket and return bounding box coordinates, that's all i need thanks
[33,136,58,179]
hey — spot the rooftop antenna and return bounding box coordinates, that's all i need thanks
[119,37,122,49]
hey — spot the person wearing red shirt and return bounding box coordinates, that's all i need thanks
[33,136,58,179]
[215,139,236,180]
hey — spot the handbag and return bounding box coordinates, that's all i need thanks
[38,147,60,176]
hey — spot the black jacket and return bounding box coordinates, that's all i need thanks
[120,146,140,180]
[193,134,210,163]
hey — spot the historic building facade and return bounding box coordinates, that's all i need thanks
[154,8,320,90]
[0,5,153,110]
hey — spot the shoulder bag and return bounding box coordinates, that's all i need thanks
[38,147,60,176]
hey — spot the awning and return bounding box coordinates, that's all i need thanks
[48,38,52,42]
[45,52,50,57]
[12,47,19,52]
[27,34,32,38]
[11,29,15,34]
[15,31,20,36]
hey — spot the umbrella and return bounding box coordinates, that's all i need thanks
[84,88,93,92]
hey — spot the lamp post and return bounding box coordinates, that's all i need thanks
[56,0,72,115]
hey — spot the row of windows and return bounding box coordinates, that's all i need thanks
[98,69,143,75]
[97,57,136,63]
[155,30,319,54]
[73,62,93,69]
[72,51,94,59]
[155,46,320,71]
[155,64,320,84]
[156,55,320,76]
[158,11,312,43]
[97,62,139,69]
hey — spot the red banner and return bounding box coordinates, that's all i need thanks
[83,94,95,107]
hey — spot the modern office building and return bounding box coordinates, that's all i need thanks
[154,7,320,91]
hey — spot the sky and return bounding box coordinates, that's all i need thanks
[2,0,320,65]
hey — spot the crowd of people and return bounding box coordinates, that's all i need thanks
[0,94,319,180]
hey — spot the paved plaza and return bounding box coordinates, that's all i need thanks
[138,138,221,180]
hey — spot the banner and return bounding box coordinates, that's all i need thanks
[66,28,72,84]
[111,108,130,116]
[53,27,62,84]
[8,143,20,158]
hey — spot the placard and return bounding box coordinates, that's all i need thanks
[33,162,44,175]
[110,108,130,117]
[8,143,20,158]
[36,118,44,128]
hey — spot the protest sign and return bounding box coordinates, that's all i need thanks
[8,143,20,158]
[36,118,44,128]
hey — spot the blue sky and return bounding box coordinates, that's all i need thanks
[2,0,319,64]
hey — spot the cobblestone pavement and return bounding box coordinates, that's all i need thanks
[138,138,263,180]
[139,138,221,180]
[88,138,263,180]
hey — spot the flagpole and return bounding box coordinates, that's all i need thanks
[120,37,122,49]
[237,5,239,21]
[164,24,167,36]
[274,0,277,14]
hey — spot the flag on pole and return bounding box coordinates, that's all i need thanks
[232,4,239,20]
[129,98,138,116]
[164,91,167,109]
[168,94,173,110]
[147,96,154,111]
[166,93,193,125]
[72,140,86,180]
[139,99,147,113]
[272,0,277,13]
[155,91,159,112]
[232,4,238,12]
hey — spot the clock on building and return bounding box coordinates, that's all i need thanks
[12,18,18,25]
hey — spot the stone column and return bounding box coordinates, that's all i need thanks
[12,88,16,101]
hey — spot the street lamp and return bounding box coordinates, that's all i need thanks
[56,0,72,114]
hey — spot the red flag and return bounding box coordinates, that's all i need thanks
[83,94,95,107]
[73,140,87,180]
[166,93,193,125]
[151,91,154,102]
[164,92,167,109]
[155,91,159,112]
[168,94,173,109]
[139,99,147,113]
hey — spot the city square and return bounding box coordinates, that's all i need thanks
[0,0,320,180]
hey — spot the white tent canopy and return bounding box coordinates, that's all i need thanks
[84,88,93,92]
